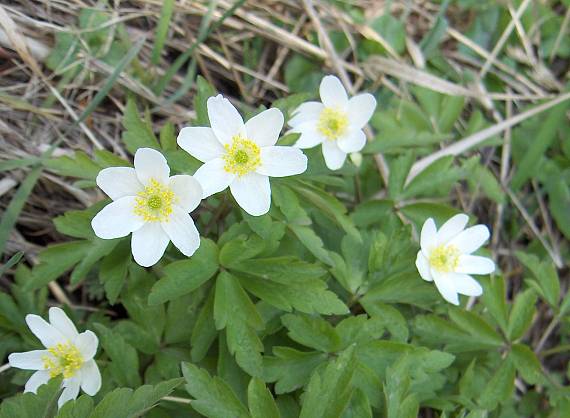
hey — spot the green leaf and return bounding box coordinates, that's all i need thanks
[219,235,265,269]
[148,238,219,305]
[53,210,96,239]
[481,276,509,334]
[214,271,264,376]
[478,357,516,410]
[0,377,62,418]
[57,396,94,418]
[516,251,560,307]
[361,272,438,308]
[299,346,357,418]
[388,152,414,200]
[0,252,23,280]
[281,313,341,353]
[448,309,503,347]
[44,152,101,181]
[342,389,372,418]
[70,238,119,284]
[182,363,251,418]
[264,347,327,394]
[151,0,175,65]
[510,343,543,385]
[289,225,334,265]
[121,99,160,154]
[507,288,537,341]
[194,76,217,126]
[191,287,218,362]
[99,240,131,304]
[248,377,280,418]
[94,323,141,388]
[272,183,311,225]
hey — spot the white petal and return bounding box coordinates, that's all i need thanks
[96,167,142,200]
[25,314,66,347]
[8,350,50,370]
[207,94,245,146]
[169,175,202,212]
[80,359,101,396]
[420,218,437,254]
[91,196,144,240]
[436,213,469,245]
[58,378,80,408]
[431,270,459,305]
[320,75,348,108]
[337,129,366,153]
[449,273,483,296]
[288,102,324,127]
[161,206,201,257]
[24,370,50,394]
[321,140,347,170]
[347,93,377,128]
[449,225,491,254]
[257,146,307,177]
[230,173,271,216]
[193,158,235,198]
[415,252,432,282]
[177,127,224,162]
[292,122,325,149]
[456,255,495,275]
[74,330,98,361]
[48,308,79,341]
[245,108,284,147]
[131,222,170,267]
[134,148,170,186]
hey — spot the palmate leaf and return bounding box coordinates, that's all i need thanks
[214,271,264,377]
[0,377,62,418]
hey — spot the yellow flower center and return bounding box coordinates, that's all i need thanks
[429,244,460,273]
[42,342,83,379]
[318,107,349,140]
[133,178,176,222]
[223,135,261,176]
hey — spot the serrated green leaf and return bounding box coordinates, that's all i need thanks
[99,240,131,304]
[510,344,543,385]
[507,288,537,341]
[281,313,341,353]
[121,99,160,154]
[248,377,280,418]
[478,357,516,410]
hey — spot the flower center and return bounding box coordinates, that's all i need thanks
[223,135,261,176]
[318,107,349,140]
[42,342,83,379]
[429,244,460,273]
[133,178,176,222]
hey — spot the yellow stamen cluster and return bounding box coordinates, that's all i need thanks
[317,107,349,140]
[133,178,176,222]
[429,244,460,272]
[42,342,83,378]
[222,135,261,176]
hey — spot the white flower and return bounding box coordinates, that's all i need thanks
[91,148,202,267]
[415,214,496,305]
[8,307,101,408]
[288,75,377,170]
[177,94,308,216]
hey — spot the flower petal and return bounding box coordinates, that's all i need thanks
[161,206,201,257]
[449,273,483,296]
[288,102,324,127]
[431,270,459,305]
[420,218,437,254]
[436,213,469,245]
[24,370,50,394]
[337,129,366,153]
[230,173,271,216]
[177,127,224,162]
[321,140,347,170]
[207,94,245,146]
[456,255,495,275]
[292,122,325,149]
[8,350,50,370]
[91,196,144,240]
[415,252,433,282]
[169,175,202,212]
[449,225,491,254]
[131,222,170,267]
[257,146,307,177]
[134,148,170,186]
[58,377,80,408]
[347,93,377,128]
[80,359,101,396]
[25,314,66,347]
[48,307,79,341]
[320,75,348,108]
[96,167,142,200]
[193,158,235,198]
[245,108,284,147]
[74,330,98,361]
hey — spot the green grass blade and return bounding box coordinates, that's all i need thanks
[0,251,23,278]
[151,0,175,65]
[0,157,40,173]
